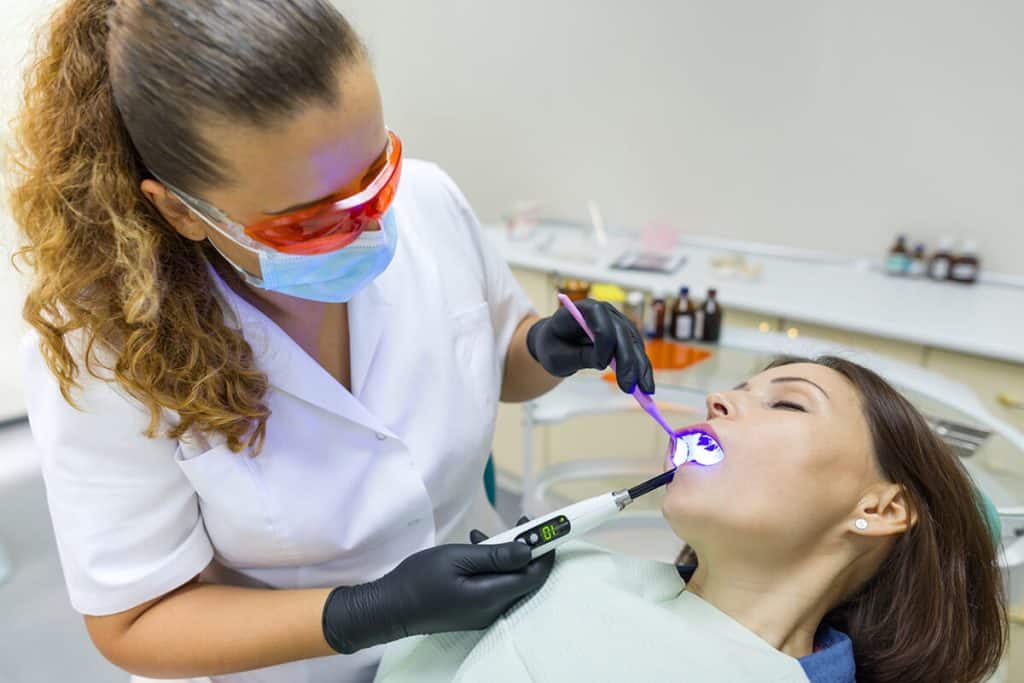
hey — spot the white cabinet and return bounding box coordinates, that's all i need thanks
[779,319,927,366]
[727,308,781,332]
[510,268,557,317]
[924,349,1024,434]
[493,269,550,473]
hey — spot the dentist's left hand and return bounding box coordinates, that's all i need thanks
[527,298,655,394]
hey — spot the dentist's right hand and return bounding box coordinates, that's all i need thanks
[527,298,655,394]
[321,540,554,654]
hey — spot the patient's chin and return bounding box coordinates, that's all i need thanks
[661,492,711,541]
[661,488,752,549]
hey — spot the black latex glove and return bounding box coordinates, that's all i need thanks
[527,298,656,394]
[321,538,555,654]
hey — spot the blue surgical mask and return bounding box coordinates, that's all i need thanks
[224,209,399,303]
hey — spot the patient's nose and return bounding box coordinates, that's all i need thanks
[706,392,733,418]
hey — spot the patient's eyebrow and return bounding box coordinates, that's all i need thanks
[770,377,830,399]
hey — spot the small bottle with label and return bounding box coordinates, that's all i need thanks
[623,291,645,333]
[949,241,981,284]
[928,237,954,281]
[700,289,723,343]
[885,235,911,276]
[646,295,667,339]
[908,244,927,278]
[670,287,696,341]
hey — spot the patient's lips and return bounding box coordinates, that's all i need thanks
[672,425,725,467]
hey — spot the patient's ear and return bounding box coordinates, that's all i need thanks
[851,484,916,537]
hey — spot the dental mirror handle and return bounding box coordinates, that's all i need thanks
[556,293,675,438]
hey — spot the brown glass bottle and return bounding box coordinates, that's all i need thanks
[671,287,696,341]
[928,237,954,281]
[949,241,980,284]
[700,289,723,343]
[647,296,667,339]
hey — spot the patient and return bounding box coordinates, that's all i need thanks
[375,357,1006,683]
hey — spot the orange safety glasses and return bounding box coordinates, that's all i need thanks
[243,129,404,255]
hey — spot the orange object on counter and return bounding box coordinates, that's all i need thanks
[602,339,711,383]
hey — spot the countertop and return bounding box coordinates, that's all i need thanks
[487,223,1024,365]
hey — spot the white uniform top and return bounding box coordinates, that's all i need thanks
[21,160,534,683]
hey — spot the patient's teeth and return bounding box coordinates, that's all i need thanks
[674,430,725,467]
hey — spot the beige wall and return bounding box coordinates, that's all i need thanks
[339,0,1024,275]
[0,1,53,418]
[0,1,53,121]
[2,0,1023,408]
[4,1,1023,276]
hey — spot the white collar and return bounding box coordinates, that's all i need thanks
[203,258,396,435]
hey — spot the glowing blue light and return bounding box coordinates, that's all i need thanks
[672,430,725,467]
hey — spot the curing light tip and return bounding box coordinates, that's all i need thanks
[672,430,725,467]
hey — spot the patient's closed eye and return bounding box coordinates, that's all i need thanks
[771,401,807,412]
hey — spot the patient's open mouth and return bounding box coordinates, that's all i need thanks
[672,425,725,467]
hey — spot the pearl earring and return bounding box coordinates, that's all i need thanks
[855,519,868,530]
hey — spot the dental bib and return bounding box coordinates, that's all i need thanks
[375,542,809,683]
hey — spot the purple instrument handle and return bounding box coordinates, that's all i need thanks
[555,294,676,438]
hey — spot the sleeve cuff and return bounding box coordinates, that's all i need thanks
[67,520,214,616]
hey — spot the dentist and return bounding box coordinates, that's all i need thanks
[9,1,654,682]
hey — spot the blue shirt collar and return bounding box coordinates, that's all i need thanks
[799,624,855,683]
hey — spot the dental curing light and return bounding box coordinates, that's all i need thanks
[483,430,724,559]
[670,429,725,468]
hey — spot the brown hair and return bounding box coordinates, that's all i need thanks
[679,356,1007,683]
[6,0,364,452]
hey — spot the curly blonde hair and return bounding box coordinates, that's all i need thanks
[7,0,362,452]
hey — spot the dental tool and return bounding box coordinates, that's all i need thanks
[483,429,724,559]
[555,293,678,439]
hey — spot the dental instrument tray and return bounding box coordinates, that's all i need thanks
[610,250,685,274]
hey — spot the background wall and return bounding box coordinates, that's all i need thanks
[3,0,1023,272]
[0,0,53,420]
[1,0,1023,414]
[1,1,55,141]
[339,0,1024,274]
